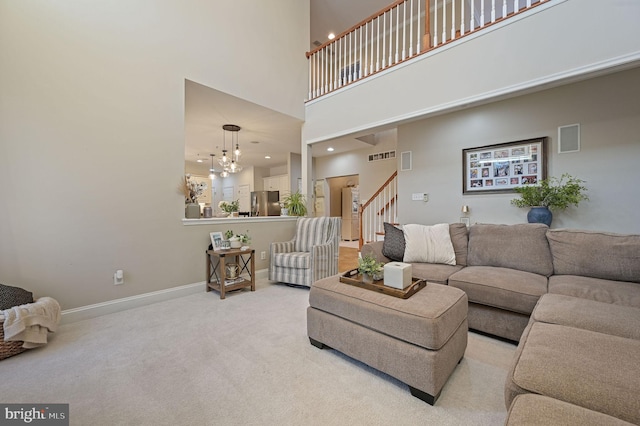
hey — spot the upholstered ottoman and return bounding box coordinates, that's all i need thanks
[307,275,468,405]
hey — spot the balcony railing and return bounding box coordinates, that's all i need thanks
[306,0,550,101]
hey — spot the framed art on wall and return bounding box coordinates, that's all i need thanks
[462,137,547,194]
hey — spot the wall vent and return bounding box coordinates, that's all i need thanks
[400,151,412,171]
[558,124,580,153]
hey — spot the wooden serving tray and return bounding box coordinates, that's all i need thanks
[339,269,426,299]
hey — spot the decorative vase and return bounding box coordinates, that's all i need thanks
[229,237,242,248]
[203,206,213,218]
[230,211,239,217]
[527,206,553,227]
[185,203,200,219]
[362,273,373,284]
[281,207,289,216]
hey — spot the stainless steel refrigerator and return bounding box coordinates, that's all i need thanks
[250,191,281,216]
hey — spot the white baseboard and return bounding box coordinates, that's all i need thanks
[61,269,269,324]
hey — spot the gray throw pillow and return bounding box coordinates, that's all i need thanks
[0,284,34,310]
[382,222,405,262]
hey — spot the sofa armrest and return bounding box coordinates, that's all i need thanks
[361,241,392,264]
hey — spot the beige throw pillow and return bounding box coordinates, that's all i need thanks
[402,223,456,265]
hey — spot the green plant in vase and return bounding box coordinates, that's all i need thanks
[358,254,384,283]
[282,191,308,217]
[511,173,588,226]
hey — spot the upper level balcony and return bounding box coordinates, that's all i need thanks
[303,0,640,144]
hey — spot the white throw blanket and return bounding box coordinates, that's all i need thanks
[2,297,61,349]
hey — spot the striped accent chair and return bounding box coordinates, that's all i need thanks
[269,217,341,287]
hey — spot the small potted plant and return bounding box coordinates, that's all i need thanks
[282,191,307,217]
[511,173,588,226]
[225,230,250,248]
[218,200,240,217]
[358,254,384,284]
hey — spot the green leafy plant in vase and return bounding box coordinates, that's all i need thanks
[511,173,588,226]
[358,254,384,284]
[282,191,307,217]
[225,229,250,248]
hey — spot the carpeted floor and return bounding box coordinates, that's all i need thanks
[0,279,516,425]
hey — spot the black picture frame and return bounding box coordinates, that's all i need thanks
[462,137,547,194]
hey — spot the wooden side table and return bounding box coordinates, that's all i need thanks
[206,248,255,299]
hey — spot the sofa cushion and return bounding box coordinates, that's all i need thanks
[505,322,640,425]
[0,284,34,310]
[449,223,469,266]
[403,223,455,265]
[381,222,405,262]
[309,276,468,350]
[467,223,553,277]
[547,229,640,283]
[548,275,640,308]
[409,263,465,285]
[448,266,547,315]
[532,293,640,340]
[506,394,635,426]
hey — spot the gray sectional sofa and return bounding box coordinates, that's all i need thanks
[361,223,640,424]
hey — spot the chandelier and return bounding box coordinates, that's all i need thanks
[218,124,242,176]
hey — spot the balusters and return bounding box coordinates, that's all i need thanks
[470,0,475,32]
[306,0,544,100]
[451,0,456,40]
[442,0,446,43]
[461,0,465,35]
[434,0,439,46]
[415,0,420,53]
[491,0,496,23]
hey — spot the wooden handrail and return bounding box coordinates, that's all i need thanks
[361,171,398,211]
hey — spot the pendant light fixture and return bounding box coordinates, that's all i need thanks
[218,124,242,175]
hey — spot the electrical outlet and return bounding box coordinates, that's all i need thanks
[423,193,429,202]
[260,251,266,260]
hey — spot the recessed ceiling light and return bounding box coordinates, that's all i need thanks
[328,33,335,40]
[327,147,334,152]
[265,155,271,159]
[196,159,204,163]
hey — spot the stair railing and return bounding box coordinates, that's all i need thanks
[359,171,398,249]
[306,0,551,101]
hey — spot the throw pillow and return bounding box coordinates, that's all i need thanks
[0,283,34,310]
[402,223,456,265]
[382,222,405,262]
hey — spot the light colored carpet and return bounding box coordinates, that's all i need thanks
[0,279,516,425]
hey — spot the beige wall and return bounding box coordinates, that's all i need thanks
[0,1,309,309]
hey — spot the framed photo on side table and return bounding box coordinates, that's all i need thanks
[462,137,547,195]
[210,231,223,250]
